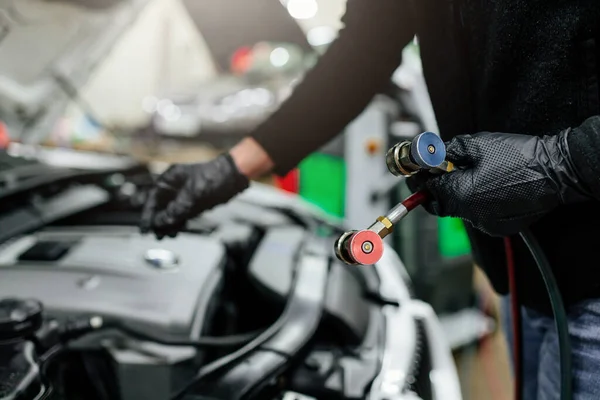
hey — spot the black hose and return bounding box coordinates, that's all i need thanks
[59,317,261,348]
[519,229,572,400]
[39,344,67,369]
[107,322,261,348]
[81,355,111,400]
[170,311,288,400]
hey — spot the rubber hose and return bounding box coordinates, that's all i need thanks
[519,229,572,400]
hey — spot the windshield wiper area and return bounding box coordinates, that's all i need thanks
[0,149,149,244]
[0,148,147,201]
[0,150,39,172]
[0,184,109,245]
[0,164,72,191]
[0,150,55,190]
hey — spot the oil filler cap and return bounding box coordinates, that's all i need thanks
[0,299,43,341]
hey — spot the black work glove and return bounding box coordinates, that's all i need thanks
[408,130,592,236]
[140,154,249,239]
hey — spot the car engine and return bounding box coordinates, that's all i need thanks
[0,148,461,400]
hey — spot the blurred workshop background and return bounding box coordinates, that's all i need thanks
[0,1,513,399]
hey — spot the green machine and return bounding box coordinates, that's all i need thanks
[298,152,346,218]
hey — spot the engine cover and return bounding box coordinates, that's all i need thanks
[0,227,226,338]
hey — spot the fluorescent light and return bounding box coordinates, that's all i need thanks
[286,0,318,20]
[270,47,290,67]
[307,26,336,47]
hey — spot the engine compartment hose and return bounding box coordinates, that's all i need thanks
[60,317,261,348]
[108,322,261,348]
[170,308,288,400]
[519,229,572,400]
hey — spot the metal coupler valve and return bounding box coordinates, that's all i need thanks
[334,191,429,265]
[385,131,454,176]
[335,132,452,266]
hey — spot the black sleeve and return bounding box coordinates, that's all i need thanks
[567,115,600,198]
[250,0,416,176]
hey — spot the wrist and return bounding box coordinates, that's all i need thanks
[566,116,600,200]
[550,128,595,202]
[229,137,275,180]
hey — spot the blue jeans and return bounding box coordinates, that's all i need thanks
[501,295,600,399]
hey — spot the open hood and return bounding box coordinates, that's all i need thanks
[0,0,153,143]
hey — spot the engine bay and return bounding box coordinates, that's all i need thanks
[0,149,454,400]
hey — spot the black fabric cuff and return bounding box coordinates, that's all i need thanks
[566,115,600,199]
[250,126,293,177]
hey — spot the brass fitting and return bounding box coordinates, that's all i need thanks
[367,216,394,238]
[431,160,455,174]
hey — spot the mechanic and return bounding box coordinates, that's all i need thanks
[141,1,600,398]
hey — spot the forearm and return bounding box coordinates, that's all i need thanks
[566,115,600,198]
[250,0,415,176]
[229,137,274,180]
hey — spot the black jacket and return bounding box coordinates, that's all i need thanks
[252,0,600,314]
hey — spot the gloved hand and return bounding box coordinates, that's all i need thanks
[140,154,249,239]
[408,130,592,236]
